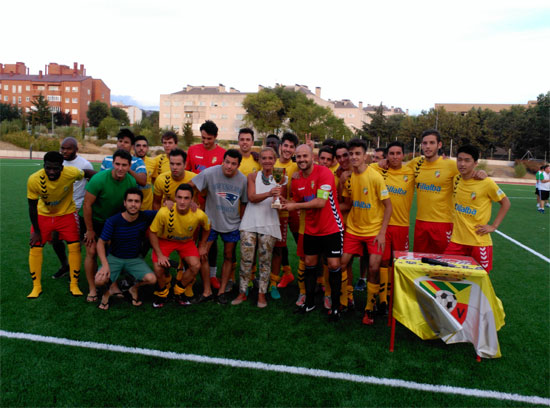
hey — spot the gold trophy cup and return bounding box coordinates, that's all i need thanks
[270,167,287,209]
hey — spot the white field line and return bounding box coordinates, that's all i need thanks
[495,230,550,264]
[1,330,549,406]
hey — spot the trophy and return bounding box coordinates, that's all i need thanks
[270,167,287,209]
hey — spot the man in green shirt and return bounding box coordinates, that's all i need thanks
[80,149,137,302]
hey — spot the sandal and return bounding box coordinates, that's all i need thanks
[124,289,142,307]
[86,294,98,303]
[98,301,109,310]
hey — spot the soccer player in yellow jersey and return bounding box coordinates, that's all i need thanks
[151,131,178,184]
[409,130,459,254]
[270,132,300,296]
[26,151,94,298]
[153,149,196,210]
[238,128,261,176]
[445,145,510,272]
[149,184,210,307]
[134,136,155,210]
[340,139,392,325]
[374,142,415,312]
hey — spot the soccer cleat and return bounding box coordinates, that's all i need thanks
[295,293,306,306]
[269,285,281,300]
[225,279,234,293]
[210,276,221,289]
[546,203,550,208]
[328,308,341,322]
[294,304,316,314]
[354,279,367,291]
[52,265,69,279]
[69,283,83,297]
[538,208,545,214]
[175,294,191,306]
[152,296,167,309]
[277,272,295,288]
[378,302,388,316]
[27,286,43,299]
[362,310,375,325]
[323,296,332,310]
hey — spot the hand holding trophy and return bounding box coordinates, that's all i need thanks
[270,167,288,209]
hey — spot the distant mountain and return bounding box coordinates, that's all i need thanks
[111,95,159,111]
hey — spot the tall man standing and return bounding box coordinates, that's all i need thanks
[339,139,392,325]
[189,149,247,304]
[411,130,459,254]
[51,137,94,279]
[186,120,226,289]
[283,145,344,320]
[152,131,179,184]
[27,152,94,298]
[80,150,137,302]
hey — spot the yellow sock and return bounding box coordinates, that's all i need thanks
[340,269,348,307]
[365,282,380,311]
[173,282,185,296]
[67,242,83,296]
[28,246,43,298]
[176,265,184,281]
[323,264,331,296]
[379,267,389,304]
[347,285,354,302]
[282,264,292,275]
[298,259,305,295]
[185,278,195,297]
[270,273,281,287]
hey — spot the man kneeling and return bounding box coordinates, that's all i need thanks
[149,184,210,308]
[95,188,157,309]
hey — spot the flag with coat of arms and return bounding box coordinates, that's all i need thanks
[392,253,505,358]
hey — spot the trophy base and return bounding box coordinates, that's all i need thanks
[271,201,283,209]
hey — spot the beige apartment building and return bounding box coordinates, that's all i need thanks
[159,84,407,140]
[112,101,143,125]
[434,101,537,114]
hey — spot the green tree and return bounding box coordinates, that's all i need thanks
[97,116,119,139]
[54,111,72,127]
[30,93,51,127]
[0,102,21,121]
[87,101,111,127]
[182,122,194,147]
[111,106,130,126]
[243,90,284,134]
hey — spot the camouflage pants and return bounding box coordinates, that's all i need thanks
[239,231,277,294]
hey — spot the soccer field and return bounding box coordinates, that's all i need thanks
[1,158,549,407]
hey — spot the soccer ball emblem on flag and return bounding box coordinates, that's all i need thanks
[435,290,457,312]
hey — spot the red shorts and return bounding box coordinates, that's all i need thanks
[288,210,300,233]
[296,233,305,258]
[413,220,453,254]
[31,213,80,245]
[383,225,410,261]
[445,242,493,272]
[152,238,199,262]
[343,232,383,256]
[275,216,289,248]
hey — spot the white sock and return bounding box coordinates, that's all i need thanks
[209,267,217,278]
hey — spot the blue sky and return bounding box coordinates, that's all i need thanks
[3,0,549,115]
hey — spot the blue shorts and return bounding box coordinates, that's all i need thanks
[207,229,240,243]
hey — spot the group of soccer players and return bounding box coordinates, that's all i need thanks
[26,123,510,324]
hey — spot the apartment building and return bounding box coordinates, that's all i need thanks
[159,83,407,140]
[434,101,536,114]
[0,62,110,125]
[112,101,143,124]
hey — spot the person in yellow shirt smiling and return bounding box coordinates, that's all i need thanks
[445,145,510,272]
[153,149,196,210]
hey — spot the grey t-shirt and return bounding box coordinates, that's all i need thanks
[192,165,247,233]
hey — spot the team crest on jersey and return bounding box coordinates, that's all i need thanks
[363,187,368,195]
[212,157,217,164]
[497,188,503,195]
[471,192,477,200]
[403,175,408,182]
[217,192,239,205]
[435,170,441,178]
[188,226,193,231]
[311,181,315,189]
[63,186,69,192]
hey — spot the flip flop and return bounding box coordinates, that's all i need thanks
[86,294,98,303]
[124,290,142,307]
[111,291,125,299]
[98,301,109,310]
